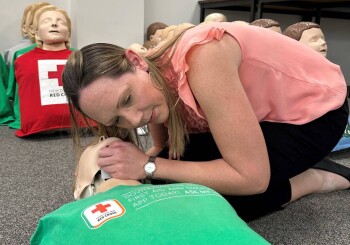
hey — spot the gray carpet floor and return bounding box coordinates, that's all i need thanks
[0,126,349,244]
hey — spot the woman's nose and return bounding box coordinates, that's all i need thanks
[124,110,143,128]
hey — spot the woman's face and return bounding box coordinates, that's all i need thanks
[78,68,169,129]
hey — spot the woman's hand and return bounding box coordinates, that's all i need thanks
[98,140,149,180]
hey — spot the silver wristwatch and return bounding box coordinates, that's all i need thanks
[144,156,156,179]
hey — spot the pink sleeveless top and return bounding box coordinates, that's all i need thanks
[165,22,347,133]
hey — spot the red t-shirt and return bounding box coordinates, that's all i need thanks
[14,47,72,137]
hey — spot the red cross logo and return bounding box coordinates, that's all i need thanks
[48,64,65,86]
[91,203,111,214]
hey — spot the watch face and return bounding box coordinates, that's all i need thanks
[145,162,156,173]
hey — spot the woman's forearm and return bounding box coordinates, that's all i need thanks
[153,157,269,195]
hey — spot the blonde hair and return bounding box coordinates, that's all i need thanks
[62,27,193,158]
[32,5,71,48]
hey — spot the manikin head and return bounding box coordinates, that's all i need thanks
[150,25,176,44]
[204,13,228,23]
[143,40,157,50]
[283,22,327,57]
[250,18,282,33]
[33,6,71,50]
[128,43,148,56]
[21,4,36,37]
[28,2,51,43]
[147,22,168,41]
[232,20,249,26]
[74,136,140,200]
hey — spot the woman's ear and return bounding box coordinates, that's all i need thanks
[125,49,148,71]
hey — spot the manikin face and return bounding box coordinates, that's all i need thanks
[299,27,328,57]
[36,10,70,45]
[79,52,169,129]
[150,29,162,44]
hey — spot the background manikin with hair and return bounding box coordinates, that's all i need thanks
[250,18,282,34]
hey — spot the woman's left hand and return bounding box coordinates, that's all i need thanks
[97,140,149,180]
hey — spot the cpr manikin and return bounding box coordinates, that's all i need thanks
[204,13,228,23]
[232,20,249,26]
[150,25,177,45]
[13,6,74,137]
[250,18,282,33]
[146,22,168,41]
[283,22,327,57]
[128,43,148,56]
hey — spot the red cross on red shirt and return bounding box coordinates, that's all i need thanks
[91,203,111,214]
[48,64,65,86]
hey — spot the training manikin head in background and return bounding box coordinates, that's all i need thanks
[143,40,157,50]
[283,22,327,57]
[232,20,249,26]
[146,22,168,41]
[250,18,282,33]
[128,43,148,56]
[204,13,228,23]
[149,24,193,49]
[32,5,71,50]
[150,25,177,45]
[21,3,37,38]
[27,2,51,43]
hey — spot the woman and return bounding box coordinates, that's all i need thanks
[62,22,350,221]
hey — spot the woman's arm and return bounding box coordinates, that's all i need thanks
[153,34,270,195]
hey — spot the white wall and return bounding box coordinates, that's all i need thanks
[144,0,200,40]
[71,0,144,49]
